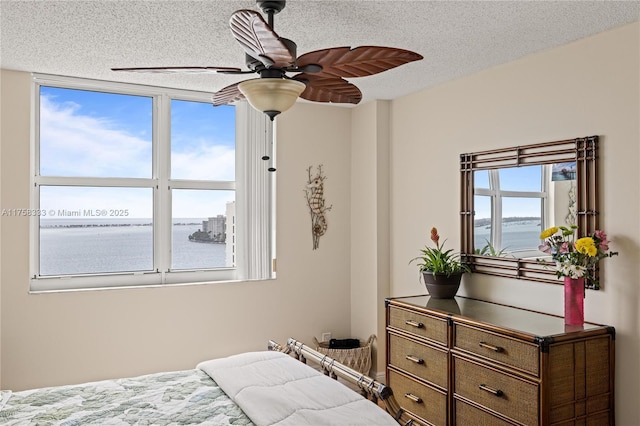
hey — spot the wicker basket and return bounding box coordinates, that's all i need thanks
[312,334,375,374]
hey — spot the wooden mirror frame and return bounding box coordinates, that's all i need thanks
[460,136,599,287]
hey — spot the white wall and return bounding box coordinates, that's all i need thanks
[0,70,354,391]
[389,23,639,425]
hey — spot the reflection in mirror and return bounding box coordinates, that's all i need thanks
[460,136,599,287]
[473,163,577,257]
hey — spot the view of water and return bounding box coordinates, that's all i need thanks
[39,219,227,276]
[40,217,541,275]
[474,218,541,252]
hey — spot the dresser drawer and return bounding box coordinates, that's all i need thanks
[454,399,514,426]
[453,356,539,425]
[389,306,448,345]
[454,323,539,376]
[388,368,448,426]
[389,333,448,389]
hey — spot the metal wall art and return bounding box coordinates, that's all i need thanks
[304,165,332,250]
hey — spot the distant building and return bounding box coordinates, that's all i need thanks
[202,215,226,242]
[187,203,235,268]
[189,215,225,243]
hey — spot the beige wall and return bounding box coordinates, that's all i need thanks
[390,22,639,425]
[1,19,638,425]
[350,101,392,377]
[0,71,354,391]
[0,70,4,386]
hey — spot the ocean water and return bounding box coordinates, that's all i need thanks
[39,219,227,276]
[474,219,542,252]
[40,218,541,275]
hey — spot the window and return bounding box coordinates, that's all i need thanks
[474,165,548,255]
[31,75,274,291]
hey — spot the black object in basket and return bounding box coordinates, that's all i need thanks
[329,338,360,349]
[313,335,375,374]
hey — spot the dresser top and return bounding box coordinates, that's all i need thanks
[388,295,613,340]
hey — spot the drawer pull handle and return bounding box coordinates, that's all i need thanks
[405,320,424,328]
[479,341,504,353]
[479,384,504,397]
[404,393,424,404]
[405,355,424,364]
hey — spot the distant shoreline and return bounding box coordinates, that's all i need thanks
[474,217,540,227]
[40,220,203,229]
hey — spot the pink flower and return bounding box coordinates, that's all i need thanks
[594,230,610,251]
[538,242,551,254]
[430,227,440,247]
[559,242,570,253]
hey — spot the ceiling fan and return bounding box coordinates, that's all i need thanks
[112,0,423,120]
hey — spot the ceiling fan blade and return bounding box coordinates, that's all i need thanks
[294,74,362,104]
[230,9,294,69]
[111,66,242,74]
[212,82,245,106]
[296,46,423,78]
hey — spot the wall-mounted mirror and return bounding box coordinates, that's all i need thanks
[460,136,600,288]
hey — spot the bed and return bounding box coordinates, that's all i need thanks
[0,338,417,426]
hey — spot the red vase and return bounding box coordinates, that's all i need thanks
[564,276,585,325]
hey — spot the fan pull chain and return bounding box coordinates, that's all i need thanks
[261,117,276,172]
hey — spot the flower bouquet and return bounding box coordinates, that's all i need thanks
[538,225,617,290]
[539,225,617,325]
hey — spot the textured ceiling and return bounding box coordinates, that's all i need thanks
[1,1,639,106]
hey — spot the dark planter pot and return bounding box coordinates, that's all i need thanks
[422,271,463,299]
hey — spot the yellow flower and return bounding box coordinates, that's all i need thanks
[540,227,559,239]
[575,237,597,257]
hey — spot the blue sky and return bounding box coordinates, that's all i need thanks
[39,86,236,219]
[474,165,544,220]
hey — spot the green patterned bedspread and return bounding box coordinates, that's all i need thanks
[0,369,254,425]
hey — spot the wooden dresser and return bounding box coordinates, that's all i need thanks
[385,295,615,426]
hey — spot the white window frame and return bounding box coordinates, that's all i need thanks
[474,165,550,257]
[29,74,274,292]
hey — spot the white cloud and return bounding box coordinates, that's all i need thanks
[41,187,153,219]
[40,96,151,177]
[172,189,235,218]
[171,142,235,181]
[39,95,235,219]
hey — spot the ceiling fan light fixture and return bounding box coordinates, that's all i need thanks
[238,78,306,120]
[112,4,423,116]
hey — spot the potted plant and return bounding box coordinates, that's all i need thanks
[410,227,471,298]
[475,239,510,257]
